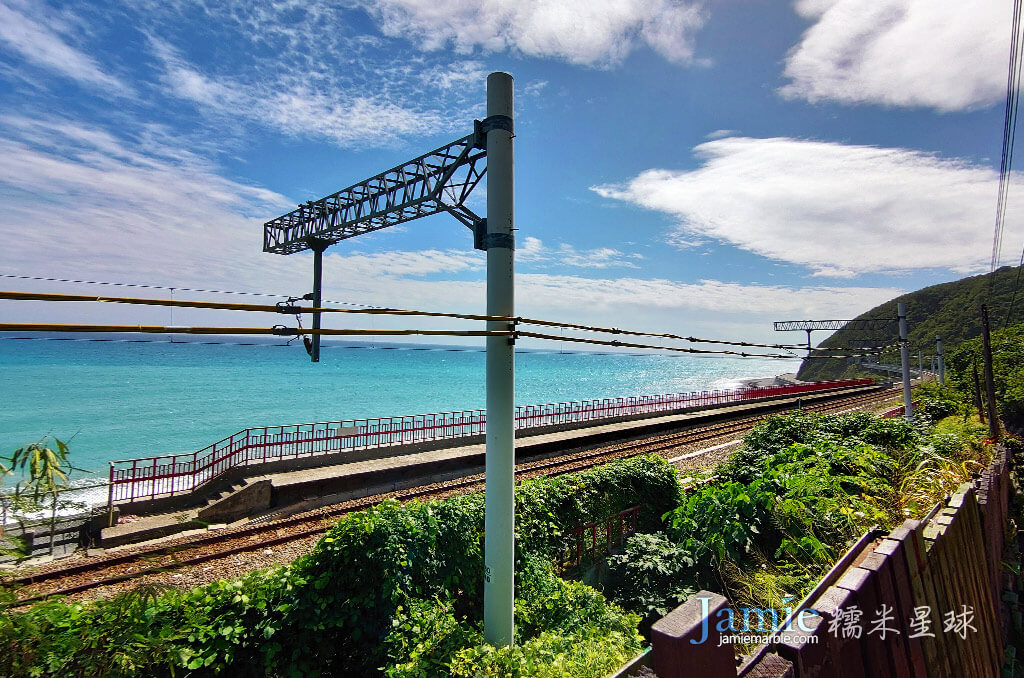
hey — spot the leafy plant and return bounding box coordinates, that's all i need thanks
[600,532,699,633]
[2,437,89,556]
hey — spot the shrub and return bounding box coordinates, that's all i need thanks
[600,532,699,632]
[0,455,678,678]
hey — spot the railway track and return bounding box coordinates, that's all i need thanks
[2,385,901,606]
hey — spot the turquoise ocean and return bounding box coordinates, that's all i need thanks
[0,335,800,495]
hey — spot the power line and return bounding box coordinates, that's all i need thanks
[516,331,884,360]
[0,323,506,339]
[0,273,381,309]
[0,289,887,353]
[992,0,1024,276]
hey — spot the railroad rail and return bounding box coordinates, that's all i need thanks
[4,385,897,607]
[108,379,873,504]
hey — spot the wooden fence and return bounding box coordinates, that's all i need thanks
[645,446,1013,678]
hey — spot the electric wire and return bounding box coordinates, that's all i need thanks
[0,273,381,309]
[991,0,1024,276]
[0,322,882,359]
[0,323,508,338]
[515,331,885,360]
[0,290,890,353]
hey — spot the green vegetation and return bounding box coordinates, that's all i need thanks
[595,410,992,634]
[797,265,1024,382]
[0,404,998,675]
[1,437,88,557]
[0,455,678,678]
[947,321,1024,428]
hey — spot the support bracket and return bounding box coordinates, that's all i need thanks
[474,115,514,148]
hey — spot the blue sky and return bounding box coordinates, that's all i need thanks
[0,0,1019,349]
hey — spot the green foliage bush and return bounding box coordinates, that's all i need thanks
[0,455,675,677]
[601,532,698,632]
[717,412,916,484]
[609,411,960,626]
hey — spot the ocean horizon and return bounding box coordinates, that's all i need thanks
[1,333,801,488]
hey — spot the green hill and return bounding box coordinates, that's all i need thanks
[796,265,1024,382]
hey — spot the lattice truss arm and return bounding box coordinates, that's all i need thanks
[264,131,487,254]
[773,319,897,332]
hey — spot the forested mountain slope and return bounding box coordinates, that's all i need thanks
[796,265,1024,382]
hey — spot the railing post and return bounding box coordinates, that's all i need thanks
[107,462,115,525]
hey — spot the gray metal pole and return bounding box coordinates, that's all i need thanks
[936,335,945,384]
[311,245,324,363]
[483,71,515,647]
[898,302,913,422]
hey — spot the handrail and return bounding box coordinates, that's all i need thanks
[108,379,874,504]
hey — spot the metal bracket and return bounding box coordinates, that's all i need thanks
[275,299,303,314]
[272,325,298,336]
[474,115,514,148]
[472,219,515,251]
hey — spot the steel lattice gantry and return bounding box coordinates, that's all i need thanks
[261,73,518,646]
[263,127,490,255]
[773,319,897,332]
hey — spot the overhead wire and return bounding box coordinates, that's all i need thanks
[991,0,1024,280]
[0,290,891,353]
[0,322,886,359]
[0,273,381,309]
[0,323,507,338]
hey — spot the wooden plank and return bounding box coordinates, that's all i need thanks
[900,520,948,678]
[811,585,866,678]
[858,549,912,678]
[874,536,928,677]
[923,519,963,677]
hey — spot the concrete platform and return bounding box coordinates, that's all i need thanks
[96,384,884,548]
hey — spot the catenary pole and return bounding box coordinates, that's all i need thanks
[483,71,515,647]
[936,335,945,384]
[898,302,913,422]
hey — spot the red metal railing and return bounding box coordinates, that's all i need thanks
[880,400,921,419]
[561,505,641,572]
[108,378,873,503]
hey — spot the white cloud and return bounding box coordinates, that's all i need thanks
[592,136,1023,277]
[326,250,483,278]
[516,236,642,268]
[0,116,295,295]
[152,39,453,149]
[310,262,904,345]
[0,121,902,346]
[361,0,707,66]
[781,0,1009,111]
[0,0,128,93]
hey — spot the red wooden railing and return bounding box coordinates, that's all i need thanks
[108,378,873,503]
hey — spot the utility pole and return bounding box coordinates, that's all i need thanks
[973,357,987,423]
[981,305,1001,441]
[898,302,913,422]
[483,71,515,648]
[936,335,945,384]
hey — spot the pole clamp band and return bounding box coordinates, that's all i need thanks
[473,220,514,250]
[473,115,514,148]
